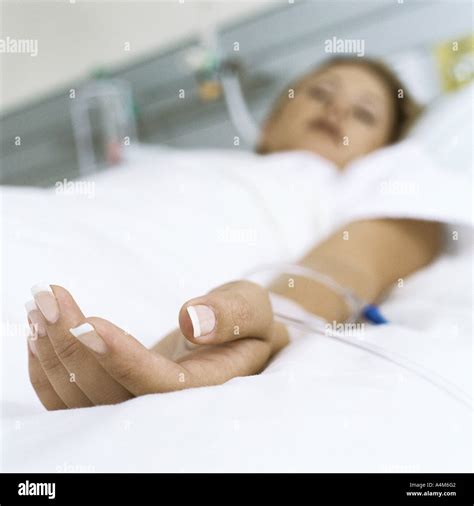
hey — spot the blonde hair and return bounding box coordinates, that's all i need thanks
[262,56,422,144]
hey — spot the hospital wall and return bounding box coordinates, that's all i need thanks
[0,0,272,112]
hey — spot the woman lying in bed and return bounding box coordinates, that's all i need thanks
[25,57,442,409]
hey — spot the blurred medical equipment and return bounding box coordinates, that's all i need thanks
[245,263,473,409]
[185,49,259,146]
[183,3,260,147]
[70,78,137,176]
[219,61,260,147]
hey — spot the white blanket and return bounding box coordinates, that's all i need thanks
[1,143,472,472]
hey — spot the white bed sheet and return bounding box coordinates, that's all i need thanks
[1,145,472,472]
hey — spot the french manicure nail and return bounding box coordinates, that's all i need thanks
[25,299,46,337]
[31,283,59,324]
[186,305,216,338]
[25,299,37,314]
[69,323,107,354]
[27,336,38,357]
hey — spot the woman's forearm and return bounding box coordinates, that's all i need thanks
[153,218,442,355]
[269,218,443,322]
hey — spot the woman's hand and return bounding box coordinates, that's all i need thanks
[25,281,289,410]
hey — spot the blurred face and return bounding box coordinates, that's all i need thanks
[258,64,396,168]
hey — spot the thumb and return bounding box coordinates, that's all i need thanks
[70,317,191,395]
[178,280,274,345]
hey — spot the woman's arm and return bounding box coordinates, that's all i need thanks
[269,218,443,322]
[26,219,443,409]
[156,218,443,361]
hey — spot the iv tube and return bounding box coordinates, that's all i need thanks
[245,263,472,409]
[275,311,472,409]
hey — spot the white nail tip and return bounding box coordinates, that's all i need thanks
[25,299,38,313]
[31,283,53,296]
[69,323,95,338]
[186,306,201,338]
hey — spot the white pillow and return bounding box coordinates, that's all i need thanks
[408,82,473,173]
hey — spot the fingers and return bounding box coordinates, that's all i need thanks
[28,285,133,407]
[26,304,93,408]
[71,317,287,394]
[69,317,193,395]
[27,337,67,411]
[179,321,290,384]
[24,280,289,408]
[34,285,133,405]
[178,280,274,345]
[269,321,291,354]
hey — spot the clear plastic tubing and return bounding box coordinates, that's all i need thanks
[245,263,473,409]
